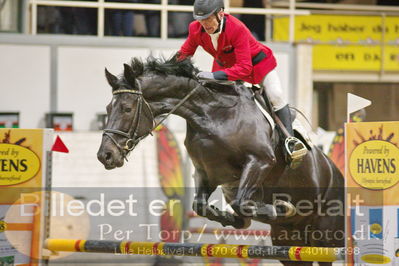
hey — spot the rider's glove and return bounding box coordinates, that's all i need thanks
[197,71,228,81]
[196,71,214,80]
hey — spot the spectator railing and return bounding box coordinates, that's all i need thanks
[28,0,399,45]
[29,0,309,39]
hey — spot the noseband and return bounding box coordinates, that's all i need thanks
[103,79,201,161]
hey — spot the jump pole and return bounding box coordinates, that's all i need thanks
[188,227,271,237]
[45,239,345,262]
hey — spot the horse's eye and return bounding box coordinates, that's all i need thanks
[125,108,132,113]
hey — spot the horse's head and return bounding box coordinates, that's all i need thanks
[97,64,154,169]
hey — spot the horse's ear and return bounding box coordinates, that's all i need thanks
[123,64,136,87]
[105,68,118,89]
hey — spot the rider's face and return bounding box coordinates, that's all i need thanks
[198,11,224,34]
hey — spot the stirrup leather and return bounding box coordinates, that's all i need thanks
[284,137,308,160]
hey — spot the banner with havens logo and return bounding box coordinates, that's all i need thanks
[274,15,399,71]
[0,130,43,188]
[0,129,53,265]
[346,122,399,265]
[346,122,399,198]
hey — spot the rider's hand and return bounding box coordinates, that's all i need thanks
[196,71,214,80]
[197,71,228,81]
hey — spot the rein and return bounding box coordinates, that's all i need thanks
[153,82,201,130]
[103,80,202,161]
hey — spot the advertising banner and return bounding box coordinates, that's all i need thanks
[346,122,399,265]
[0,129,53,265]
[274,15,399,43]
[313,45,399,71]
[274,15,399,71]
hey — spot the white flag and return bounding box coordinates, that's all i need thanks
[347,93,371,122]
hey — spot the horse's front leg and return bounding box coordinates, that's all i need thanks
[233,154,278,220]
[192,169,249,229]
[192,169,215,216]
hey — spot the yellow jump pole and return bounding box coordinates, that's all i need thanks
[45,239,345,262]
[188,227,270,236]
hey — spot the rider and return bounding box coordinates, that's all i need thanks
[177,0,307,165]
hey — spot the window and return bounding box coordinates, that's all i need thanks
[0,0,22,33]
[37,6,98,35]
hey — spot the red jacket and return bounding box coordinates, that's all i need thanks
[178,14,277,84]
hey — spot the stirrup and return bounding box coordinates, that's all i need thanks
[284,137,308,169]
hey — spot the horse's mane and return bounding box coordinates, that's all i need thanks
[128,54,239,94]
[129,54,199,79]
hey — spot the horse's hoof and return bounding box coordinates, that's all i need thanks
[206,205,240,227]
[237,218,251,229]
[255,203,277,220]
[220,215,250,229]
[226,218,245,229]
[274,199,296,217]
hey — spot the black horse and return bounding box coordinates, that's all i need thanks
[97,56,345,266]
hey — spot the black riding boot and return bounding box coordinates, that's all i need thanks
[275,105,294,136]
[275,105,307,168]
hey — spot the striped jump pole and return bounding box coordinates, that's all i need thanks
[45,239,345,262]
[189,227,271,237]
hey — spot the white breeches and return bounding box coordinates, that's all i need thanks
[261,69,287,111]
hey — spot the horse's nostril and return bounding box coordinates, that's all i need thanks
[105,152,112,161]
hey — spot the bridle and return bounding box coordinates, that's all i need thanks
[102,79,202,161]
[102,80,153,161]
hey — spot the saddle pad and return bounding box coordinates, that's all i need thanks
[292,118,314,148]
